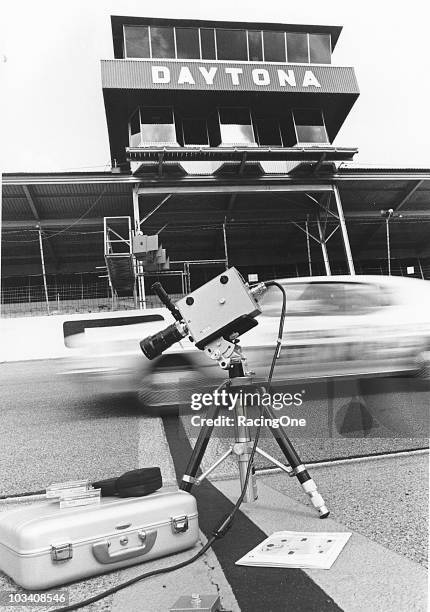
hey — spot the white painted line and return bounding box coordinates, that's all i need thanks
[3,450,425,503]
[215,479,428,612]
[57,367,119,374]
[256,447,429,475]
[2,418,177,503]
[111,533,240,612]
[137,416,177,486]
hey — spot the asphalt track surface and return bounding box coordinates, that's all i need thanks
[0,358,428,497]
[0,359,428,611]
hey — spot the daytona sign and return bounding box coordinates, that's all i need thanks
[151,65,321,88]
[102,60,359,94]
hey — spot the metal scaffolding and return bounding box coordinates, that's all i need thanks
[103,216,137,307]
[130,180,356,307]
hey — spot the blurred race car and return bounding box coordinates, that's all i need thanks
[64,275,430,410]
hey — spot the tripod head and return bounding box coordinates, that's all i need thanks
[140,267,267,369]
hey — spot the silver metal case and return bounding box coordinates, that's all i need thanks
[0,490,198,590]
[176,268,261,348]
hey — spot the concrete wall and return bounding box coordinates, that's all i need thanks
[0,315,70,361]
[0,309,166,362]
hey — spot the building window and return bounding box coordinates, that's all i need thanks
[140,107,178,145]
[182,118,209,146]
[200,28,216,59]
[248,31,263,61]
[129,109,141,147]
[263,31,286,62]
[176,27,200,59]
[286,32,309,63]
[123,26,150,58]
[293,109,328,144]
[123,23,330,64]
[216,29,248,61]
[150,26,175,59]
[218,108,256,146]
[255,118,283,146]
[309,33,331,64]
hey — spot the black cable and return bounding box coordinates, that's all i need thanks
[262,281,287,391]
[48,409,270,610]
[51,537,216,612]
[209,281,287,540]
[49,433,263,612]
[0,490,45,500]
[10,284,286,610]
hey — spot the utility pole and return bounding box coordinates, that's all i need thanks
[381,209,394,275]
[37,225,50,314]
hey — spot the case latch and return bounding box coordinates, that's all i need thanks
[171,515,189,533]
[51,543,73,562]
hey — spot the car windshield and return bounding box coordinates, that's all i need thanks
[260,281,389,317]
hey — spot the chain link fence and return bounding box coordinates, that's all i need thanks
[1,278,114,318]
[1,259,428,318]
[0,280,185,317]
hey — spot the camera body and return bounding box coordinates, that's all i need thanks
[140,267,264,360]
[176,267,262,349]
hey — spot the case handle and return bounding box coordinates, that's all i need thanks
[92,530,157,564]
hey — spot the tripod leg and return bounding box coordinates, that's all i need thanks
[233,396,258,503]
[180,401,222,492]
[264,404,329,518]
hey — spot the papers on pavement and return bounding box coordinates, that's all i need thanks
[236,531,352,570]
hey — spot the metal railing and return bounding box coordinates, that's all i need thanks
[1,260,428,318]
[0,281,114,318]
[0,274,186,317]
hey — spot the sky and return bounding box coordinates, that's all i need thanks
[1,0,429,172]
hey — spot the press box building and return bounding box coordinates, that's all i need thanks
[103,16,359,303]
[1,16,429,313]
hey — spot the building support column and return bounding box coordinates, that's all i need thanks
[305,215,312,276]
[222,220,229,269]
[385,218,392,276]
[333,184,355,275]
[132,186,146,309]
[37,226,50,314]
[316,217,331,276]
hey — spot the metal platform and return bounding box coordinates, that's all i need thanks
[127,145,358,164]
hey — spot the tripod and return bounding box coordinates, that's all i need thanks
[179,346,329,518]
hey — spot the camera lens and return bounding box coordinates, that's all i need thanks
[140,323,185,360]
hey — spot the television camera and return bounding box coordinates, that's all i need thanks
[139,267,329,517]
[140,267,267,369]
